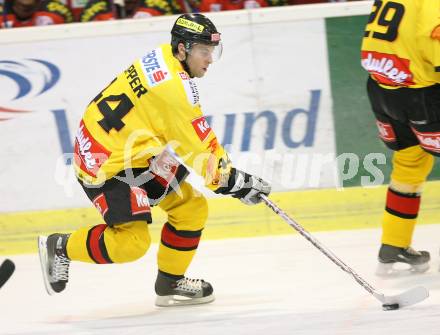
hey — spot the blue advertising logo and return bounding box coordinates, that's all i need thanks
[0,58,61,121]
[0,58,60,101]
[0,59,72,165]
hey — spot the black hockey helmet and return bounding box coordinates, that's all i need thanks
[171,13,221,54]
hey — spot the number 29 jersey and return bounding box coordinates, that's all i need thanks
[74,43,231,190]
[361,0,440,88]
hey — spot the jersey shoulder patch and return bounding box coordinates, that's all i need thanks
[140,47,172,87]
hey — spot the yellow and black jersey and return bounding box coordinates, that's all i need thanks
[361,0,440,88]
[74,43,231,191]
[80,0,180,21]
[135,0,182,16]
[266,0,287,6]
[1,0,73,27]
[79,0,113,22]
[39,0,74,23]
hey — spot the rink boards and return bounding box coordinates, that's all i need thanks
[2,181,440,256]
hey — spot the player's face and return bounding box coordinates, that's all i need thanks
[186,44,215,78]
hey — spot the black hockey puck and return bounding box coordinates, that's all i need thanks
[382,303,399,311]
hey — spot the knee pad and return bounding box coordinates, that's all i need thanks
[161,182,209,231]
[106,221,151,263]
[191,194,208,227]
[66,220,151,264]
[391,145,434,192]
[171,192,208,231]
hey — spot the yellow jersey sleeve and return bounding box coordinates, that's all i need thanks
[420,1,440,72]
[150,59,232,191]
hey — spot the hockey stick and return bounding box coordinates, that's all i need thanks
[260,194,429,311]
[0,259,15,289]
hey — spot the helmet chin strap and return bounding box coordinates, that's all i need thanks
[181,42,194,78]
[181,58,193,78]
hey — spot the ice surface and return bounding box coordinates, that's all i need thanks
[1,225,440,335]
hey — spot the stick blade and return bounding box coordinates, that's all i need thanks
[377,286,429,309]
[0,259,15,289]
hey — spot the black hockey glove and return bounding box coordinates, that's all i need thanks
[214,168,271,205]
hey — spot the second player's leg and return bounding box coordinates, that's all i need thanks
[377,145,434,275]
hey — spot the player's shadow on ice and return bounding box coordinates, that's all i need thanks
[374,266,440,291]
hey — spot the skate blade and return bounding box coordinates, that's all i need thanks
[38,236,56,296]
[155,294,215,307]
[376,262,429,277]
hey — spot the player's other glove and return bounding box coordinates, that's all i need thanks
[214,168,271,205]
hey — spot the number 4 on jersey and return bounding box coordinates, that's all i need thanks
[91,78,134,133]
[97,93,134,133]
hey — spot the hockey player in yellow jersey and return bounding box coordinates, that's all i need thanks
[38,13,271,306]
[361,0,440,275]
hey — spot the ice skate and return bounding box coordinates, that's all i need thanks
[155,271,215,307]
[38,234,71,295]
[376,244,430,277]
